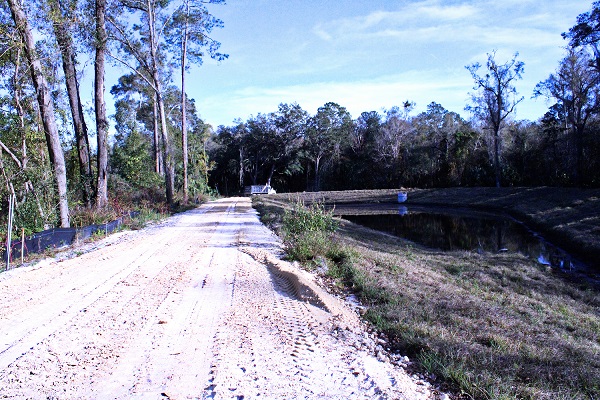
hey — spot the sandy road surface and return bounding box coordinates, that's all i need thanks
[0,198,437,399]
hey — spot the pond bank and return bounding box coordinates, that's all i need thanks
[270,187,600,270]
[340,206,593,284]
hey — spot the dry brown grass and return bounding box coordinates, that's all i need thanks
[255,189,600,399]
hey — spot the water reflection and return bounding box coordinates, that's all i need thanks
[342,206,591,277]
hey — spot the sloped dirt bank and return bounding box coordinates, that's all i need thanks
[0,197,442,399]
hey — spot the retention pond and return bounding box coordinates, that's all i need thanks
[337,203,599,287]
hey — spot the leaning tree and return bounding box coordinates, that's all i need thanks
[6,0,70,227]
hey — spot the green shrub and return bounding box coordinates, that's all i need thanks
[281,201,338,261]
[126,209,166,230]
[281,201,338,238]
[286,230,331,261]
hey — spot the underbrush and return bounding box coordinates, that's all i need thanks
[254,195,600,400]
[126,209,167,230]
[68,175,170,228]
[70,174,208,229]
[1,175,207,270]
[280,201,338,262]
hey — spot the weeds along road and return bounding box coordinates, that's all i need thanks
[0,197,436,399]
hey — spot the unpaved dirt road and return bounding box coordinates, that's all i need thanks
[0,198,438,399]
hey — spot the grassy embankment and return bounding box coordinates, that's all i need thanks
[253,188,600,400]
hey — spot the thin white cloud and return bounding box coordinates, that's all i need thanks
[325,23,558,50]
[197,65,552,127]
[416,2,478,20]
[313,2,478,42]
[312,0,567,50]
[198,70,472,124]
[464,26,561,48]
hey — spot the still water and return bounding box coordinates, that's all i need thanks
[340,204,597,282]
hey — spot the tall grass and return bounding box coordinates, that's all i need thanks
[280,201,338,262]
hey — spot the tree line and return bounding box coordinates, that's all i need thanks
[207,97,599,195]
[2,1,600,236]
[209,4,600,195]
[0,0,225,234]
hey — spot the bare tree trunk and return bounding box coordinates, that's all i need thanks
[157,90,174,205]
[95,0,109,209]
[153,93,163,175]
[573,125,585,186]
[239,146,244,189]
[147,0,174,205]
[181,4,189,204]
[11,51,45,220]
[8,0,70,227]
[494,128,501,188]
[314,157,321,192]
[48,0,94,206]
[267,164,275,185]
[252,166,258,185]
[13,47,28,170]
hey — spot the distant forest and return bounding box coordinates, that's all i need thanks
[208,94,600,195]
[1,0,600,235]
[208,6,600,194]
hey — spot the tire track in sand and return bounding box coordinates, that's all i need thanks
[0,201,234,398]
[92,202,242,398]
[203,207,432,399]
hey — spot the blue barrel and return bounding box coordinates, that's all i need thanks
[397,192,407,203]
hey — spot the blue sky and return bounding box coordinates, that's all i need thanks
[108,0,593,128]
